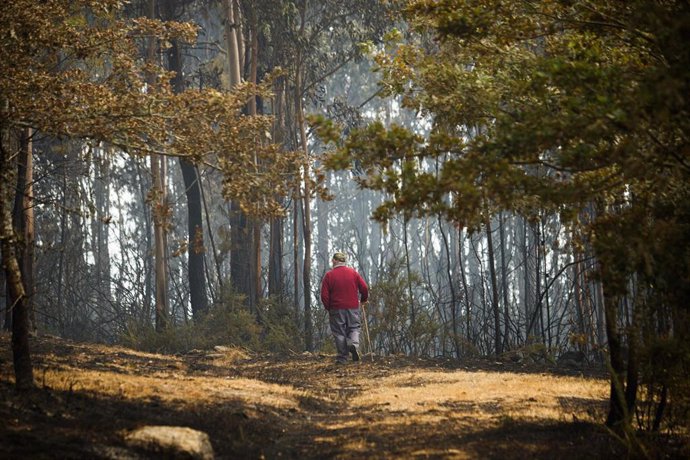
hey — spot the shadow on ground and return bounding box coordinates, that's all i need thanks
[1,333,682,459]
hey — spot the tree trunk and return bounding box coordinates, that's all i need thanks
[55,152,69,333]
[439,216,460,358]
[521,217,533,341]
[180,159,208,317]
[296,78,313,351]
[223,0,253,305]
[596,202,636,428]
[295,1,314,351]
[13,128,35,334]
[230,201,250,299]
[534,219,544,343]
[571,224,588,354]
[146,0,168,331]
[1,123,34,390]
[542,219,552,348]
[484,214,502,355]
[293,193,301,315]
[457,227,472,354]
[164,9,209,318]
[603,284,627,427]
[92,146,112,313]
[248,9,262,309]
[223,0,242,89]
[151,155,169,331]
[269,216,283,297]
[316,182,329,279]
[268,78,287,298]
[136,161,154,325]
[2,262,8,331]
[499,212,510,350]
[403,218,416,355]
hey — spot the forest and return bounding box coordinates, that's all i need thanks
[1,0,689,457]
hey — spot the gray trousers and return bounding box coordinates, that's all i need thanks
[328,308,360,362]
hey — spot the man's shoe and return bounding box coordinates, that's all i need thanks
[349,345,360,362]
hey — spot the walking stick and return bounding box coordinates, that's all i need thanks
[361,301,373,361]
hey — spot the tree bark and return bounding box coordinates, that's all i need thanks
[484,214,502,355]
[571,224,588,354]
[534,219,544,342]
[269,216,283,297]
[13,128,35,334]
[248,8,262,309]
[151,155,169,331]
[293,193,300,315]
[223,0,254,305]
[2,261,8,331]
[296,0,313,351]
[403,218,416,355]
[92,146,112,314]
[223,0,242,89]
[499,212,511,350]
[316,181,329,279]
[268,79,286,298]
[457,227,472,354]
[521,217,534,341]
[439,216,460,358]
[147,0,168,331]
[163,4,209,317]
[180,159,208,317]
[1,123,34,390]
[296,78,313,351]
[603,284,627,427]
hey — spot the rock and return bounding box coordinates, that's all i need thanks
[125,426,214,459]
[558,350,586,368]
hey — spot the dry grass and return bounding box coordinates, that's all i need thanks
[1,333,682,459]
[354,369,607,421]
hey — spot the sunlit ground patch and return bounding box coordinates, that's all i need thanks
[351,369,608,422]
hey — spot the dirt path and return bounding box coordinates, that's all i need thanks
[228,354,614,459]
[0,334,625,459]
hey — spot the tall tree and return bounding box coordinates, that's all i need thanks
[14,128,35,334]
[295,0,314,351]
[247,4,262,308]
[145,0,170,332]
[1,125,33,389]
[484,214,501,355]
[222,0,251,302]
[163,0,209,318]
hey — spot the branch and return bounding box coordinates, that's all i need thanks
[646,129,690,173]
[301,52,356,97]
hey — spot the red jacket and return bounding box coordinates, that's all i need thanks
[320,265,369,310]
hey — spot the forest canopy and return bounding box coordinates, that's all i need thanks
[1,0,297,214]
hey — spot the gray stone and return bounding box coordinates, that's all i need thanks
[125,426,214,459]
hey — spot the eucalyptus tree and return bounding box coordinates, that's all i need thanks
[159,0,209,319]
[237,0,394,349]
[320,0,690,431]
[1,0,295,389]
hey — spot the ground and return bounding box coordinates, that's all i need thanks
[0,333,674,459]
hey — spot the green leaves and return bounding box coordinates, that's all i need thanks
[319,0,690,233]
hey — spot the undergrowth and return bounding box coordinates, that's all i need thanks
[120,291,305,355]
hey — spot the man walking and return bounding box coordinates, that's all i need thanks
[320,252,369,364]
